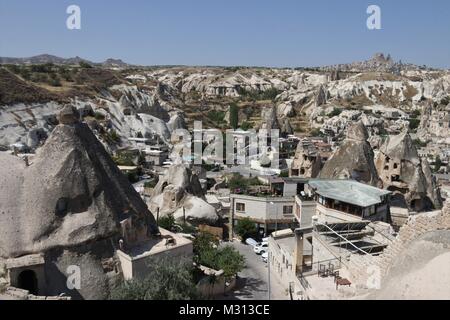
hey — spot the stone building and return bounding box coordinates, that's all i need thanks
[290,139,322,178]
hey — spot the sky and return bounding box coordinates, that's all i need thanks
[0,0,449,68]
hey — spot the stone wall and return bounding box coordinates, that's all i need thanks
[348,201,450,285]
[375,205,450,278]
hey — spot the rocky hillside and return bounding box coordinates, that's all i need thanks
[0,54,449,154]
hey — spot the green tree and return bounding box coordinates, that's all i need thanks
[235,218,257,241]
[215,246,245,278]
[158,213,176,230]
[408,118,420,131]
[109,256,201,300]
[229,103,239,130]
[193,232,245,278]
[435,156,443,173]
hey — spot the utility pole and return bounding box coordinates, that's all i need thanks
[268,248,271,300]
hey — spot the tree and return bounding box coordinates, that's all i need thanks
[193,232,245,278]
[215,246,245,278]
[435,156,443,173]
[229,103,239,130]
[158,213,176,230]
[109,256,201,300]
[235,218,257,241]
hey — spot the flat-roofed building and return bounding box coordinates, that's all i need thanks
[300,179,391,223]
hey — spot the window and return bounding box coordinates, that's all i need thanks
[283,205,293,215]
[236,203,246,212]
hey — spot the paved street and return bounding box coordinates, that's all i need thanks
[219,241,289,300]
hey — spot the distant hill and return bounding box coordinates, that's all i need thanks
[319,53,431,73]
[0,54,129,68]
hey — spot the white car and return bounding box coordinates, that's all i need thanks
[245,238,258,247]
[254,242,268,255]
[261,252,268,263]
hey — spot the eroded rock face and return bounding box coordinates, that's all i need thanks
[315,85,328,107]
[375,130,442,211]
[260,106,280,130]
[319,121,381,186]
[290,139,321,178]
[149,164,218,223]
[0,107,158,299]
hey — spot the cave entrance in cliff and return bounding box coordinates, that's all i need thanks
[18,270,38,295]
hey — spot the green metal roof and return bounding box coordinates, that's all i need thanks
[308,179,391,208]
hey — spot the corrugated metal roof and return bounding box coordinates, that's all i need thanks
[308,179,391,208]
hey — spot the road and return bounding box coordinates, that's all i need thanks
[219,241,289,300]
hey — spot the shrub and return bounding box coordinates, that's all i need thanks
[408,118,420,131]
[235,218,257,241]
[94,112,105,120]
[158,213,176,230]
[193,232,245,278]
[109,256,201,300]
[79,61,93,69]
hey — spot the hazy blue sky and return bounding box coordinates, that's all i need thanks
[0,0,449,68]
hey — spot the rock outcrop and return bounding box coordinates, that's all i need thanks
[375,130,442,211]
[290,139,321,178]
[319,121,381,186]
[315,85,328,107]
[0,105,158,299]
[260,106,280,130]
[149,164,218,223]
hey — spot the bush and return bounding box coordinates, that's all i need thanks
[158,213,176,230]
[193,232,245,278]
[329,107,342,117]
[207,110,225,124]
[94,112,105,120]
[240,121,253,131]
[79,61,93,69]
[408,118,420,131]
[235,218,257,241]
[109,256,201,300]
[227,174,261,192]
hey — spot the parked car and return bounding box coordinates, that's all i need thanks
[254,242,268,254]
[245,238,258,247]
[261,252,268,263]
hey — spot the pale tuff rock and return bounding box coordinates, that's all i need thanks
[375,130,442,211]
[319,121,381,186]
[149,164,218,223]
[0,107,158,299]
[367,201,450,299]
[315,85,328,107]
[260,106,280,130]
[167,112,187,131]
[280,118,294,135]
[58,105,80,124]
[277,102,295,118]
[417,102,450,144]
[0,107,158,258]
[290,139,321,178]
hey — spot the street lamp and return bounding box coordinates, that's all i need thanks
[270,202,279,232]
